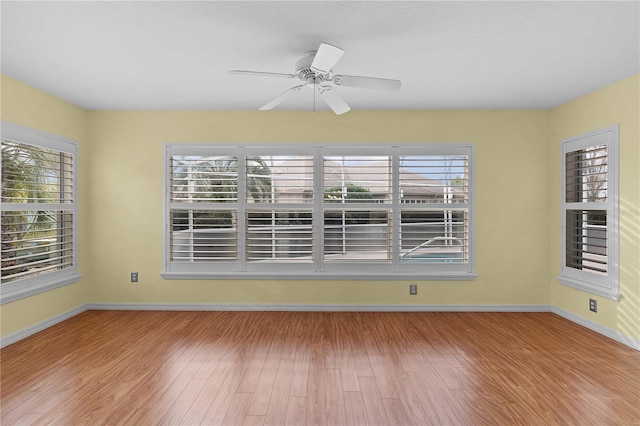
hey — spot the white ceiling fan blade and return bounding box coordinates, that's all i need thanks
[333,75,401,92]
[259,84,306,111]
[230,70,298,79]
[317,86,351,115]
[310,43,345,75]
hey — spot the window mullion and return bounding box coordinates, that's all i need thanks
[315,146,324,272]
[392,151,400,271]
[238,148,247,270]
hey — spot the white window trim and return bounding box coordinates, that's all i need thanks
[162,143,476,280]
[559,125,620,301]
[1,122,81,305]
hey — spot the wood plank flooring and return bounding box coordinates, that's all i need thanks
[1,311,638,425]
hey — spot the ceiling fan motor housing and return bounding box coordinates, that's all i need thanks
[296,50,322,78]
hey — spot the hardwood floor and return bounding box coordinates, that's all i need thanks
[1,311,638,425]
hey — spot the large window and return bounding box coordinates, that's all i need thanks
[1,122,80,304]
[163,144,475,279]
[560,125,619,300]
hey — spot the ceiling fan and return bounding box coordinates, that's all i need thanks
[230,43,401,115]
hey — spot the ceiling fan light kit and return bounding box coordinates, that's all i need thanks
[230,43,401,115]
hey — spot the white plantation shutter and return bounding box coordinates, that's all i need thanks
[170,155,238,203]
[565,145,607,203]
[565,210,607,273]
[244,154,314,265]
[168,154,239,266]
[246,210,313,262]
[322,154,392,264]
[399,210,468,263]
[247,155,314,204]
[560,126,619,300]
[323,210,391,263]
[398,154,470,267]
[1,142,74,204]
[323,155,392,204]
[399,155,468,204]
[164,144,475,279]
[168,154,239,264]
[1,142,75,280]
[170,209,238,261]
[1,211,74,280]
[564,145,608,273]
[1,123,79,303]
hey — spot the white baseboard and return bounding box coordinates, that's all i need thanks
[85,302,550,312]
[3,303,637,351]
[551,306,640,351]
[0,305,86,348]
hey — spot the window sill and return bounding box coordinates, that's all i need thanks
[557,275,620,301]
[161,271,478,281]
[0,273,82,305]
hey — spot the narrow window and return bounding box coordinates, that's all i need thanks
[398,154,469,265]
[322,154,392,264]
[1,123,79,303]
[560,126,619,300]
[245,154,314,267]
[168,153,239,267]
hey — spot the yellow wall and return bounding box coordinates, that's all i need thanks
[86,110,551,306]
[0,75,89,337]
[2,72,638,346]
[549,74,640,342]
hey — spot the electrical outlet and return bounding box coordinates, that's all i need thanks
[409,284,417,295]
[589,298,597,313]
[131,272,138,283]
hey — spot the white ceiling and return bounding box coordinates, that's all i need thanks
[1,1,639,112]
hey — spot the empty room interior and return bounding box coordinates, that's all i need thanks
[1,1,639,425]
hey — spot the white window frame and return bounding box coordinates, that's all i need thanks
[1,122,81,304]
[559,125,620,301]
[162,143,476,280]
